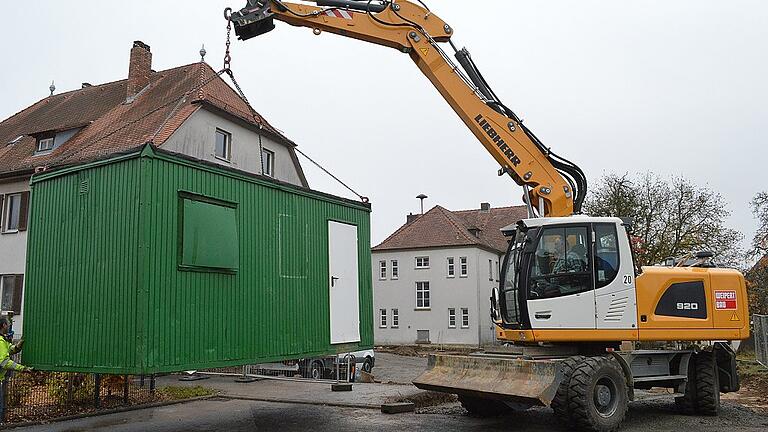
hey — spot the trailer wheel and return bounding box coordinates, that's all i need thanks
[458,395,507,417]
[567,356,628,432]
[309,361,325,380]
[694,351,720,416]
[552,355,587,421]
[674,355,697,415]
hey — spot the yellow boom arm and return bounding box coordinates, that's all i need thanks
[231,0,584,217]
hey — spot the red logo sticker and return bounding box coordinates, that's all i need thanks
[714,290,737,310]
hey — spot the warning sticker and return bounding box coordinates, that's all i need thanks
[730,313,740,322]
[714,290,737,310]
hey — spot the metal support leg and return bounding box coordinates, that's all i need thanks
[94,374,101,408]
[123,375,129,404]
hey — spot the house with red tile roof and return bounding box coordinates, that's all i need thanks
[0,41,308,336]
[372,203,527,346]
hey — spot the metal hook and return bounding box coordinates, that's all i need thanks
[224,7,233,21]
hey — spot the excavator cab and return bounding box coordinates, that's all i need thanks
[493,216,640,341]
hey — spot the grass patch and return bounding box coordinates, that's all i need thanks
[158,386,217,400]
[737,357,768,379]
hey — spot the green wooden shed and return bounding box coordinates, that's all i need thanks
[21,145,373,374]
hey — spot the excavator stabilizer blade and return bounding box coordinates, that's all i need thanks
[412,354,562,406]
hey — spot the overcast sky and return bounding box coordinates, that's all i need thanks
[1,1,765,256]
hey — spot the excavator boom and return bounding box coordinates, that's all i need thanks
[230,0,586,217]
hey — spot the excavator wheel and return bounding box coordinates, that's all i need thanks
[693,351,720,415]
[566,356,628,432]
[552,355,587,421]
[674,355,697,415]
[458,395,508,417]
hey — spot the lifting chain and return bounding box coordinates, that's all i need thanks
[223,7,234,71]
[218,6,370,204]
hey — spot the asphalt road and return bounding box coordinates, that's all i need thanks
[12,397,768,432]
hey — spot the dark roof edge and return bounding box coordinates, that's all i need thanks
[0,170,34,182]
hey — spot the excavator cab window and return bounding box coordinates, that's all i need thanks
[594,223,620,288]
[500,229,527,326]
[528,226,591,300]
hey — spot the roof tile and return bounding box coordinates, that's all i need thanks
[373,204,528,253]
[0,62,294,176]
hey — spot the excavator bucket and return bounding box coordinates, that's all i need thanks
[412,354,563,406]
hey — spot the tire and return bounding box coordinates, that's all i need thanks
[674,355,696,415]
[362,357,374,373]
[309,361,324,380]
[694,351,720,416]
[567,356,628,432]
[552,355,587,421]
[458,395,508,417]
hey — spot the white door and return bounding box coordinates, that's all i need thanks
[526,225,597,329]
[328,221,361,344]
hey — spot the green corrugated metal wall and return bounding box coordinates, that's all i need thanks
[22,146,373,374]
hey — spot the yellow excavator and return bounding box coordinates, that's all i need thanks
[229,1,750,430]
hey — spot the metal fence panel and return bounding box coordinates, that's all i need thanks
[2,370,157,424]
[755,314,768,368]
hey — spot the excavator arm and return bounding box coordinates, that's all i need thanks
[230,0,586,217]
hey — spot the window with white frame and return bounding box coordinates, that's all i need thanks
[489,259,493,281]
[262,148,275,177]
[391,309,399,327]
[391,260,399,279]
[37,137,54,153]
[460,256,468,277]
[416,281,430,309]
[379,261,387,280]
[214,129,231,161]
[448,308,456,328]
[3,193,22,232]
[461,308,469,328]
[415,256,430,269]
[379,309,387,327]
[447,257,455,278]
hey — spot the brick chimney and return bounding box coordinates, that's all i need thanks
[480,202,491,212]
[126,41,152,100]
[406,213,421,225]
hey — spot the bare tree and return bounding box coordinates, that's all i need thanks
[750,192,768,259]
[746,192,768,314]
[584,172,743,267]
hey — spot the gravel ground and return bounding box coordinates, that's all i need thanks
[371,352,428,384]
[12,397,768,432]
[10,353,768,431]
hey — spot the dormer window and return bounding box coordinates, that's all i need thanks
[37,137,54,152]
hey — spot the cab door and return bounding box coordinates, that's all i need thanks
[526,225,597,329]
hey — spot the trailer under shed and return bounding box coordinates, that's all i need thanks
[21,144,373,374]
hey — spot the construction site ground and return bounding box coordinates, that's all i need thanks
[11,353,768,431]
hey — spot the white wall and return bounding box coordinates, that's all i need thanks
[475,249,503,345]
[0,179,30,336]
[163,108,305,186]
[373,246,501,346]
